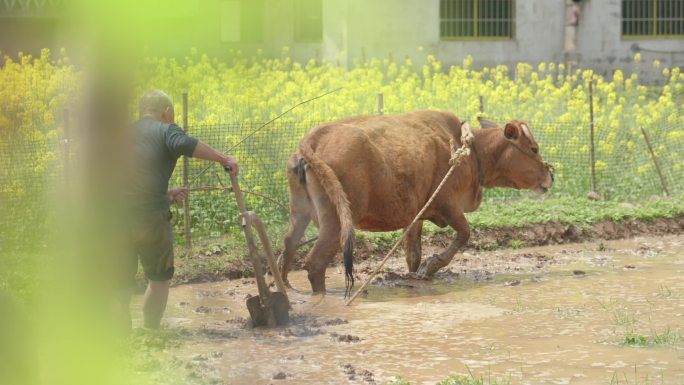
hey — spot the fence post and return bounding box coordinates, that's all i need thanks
[62,108,70,188]
[588,79,597,195]
[182,93,192,248]
[378,93,384,115]
[479,95,484,116]
[640,127,670,196]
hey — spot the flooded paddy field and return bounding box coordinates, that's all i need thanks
[131,235,684,385]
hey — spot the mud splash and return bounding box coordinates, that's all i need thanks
[131,235,684,385]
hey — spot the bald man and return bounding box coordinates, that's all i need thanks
[124,89,238,330]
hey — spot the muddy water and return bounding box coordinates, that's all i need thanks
[132,235,684,385]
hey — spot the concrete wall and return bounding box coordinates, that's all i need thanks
[435,0,566,69]
[342,0,438,63]
[320,0,684,76]
[281,0,567,69]
[577,0,684,78]
[0,17,63,59]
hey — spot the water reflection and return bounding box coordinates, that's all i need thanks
[131,235,684,385]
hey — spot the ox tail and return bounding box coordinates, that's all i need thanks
[295,143,355,297]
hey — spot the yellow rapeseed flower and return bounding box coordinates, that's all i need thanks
[613,69,624,84]
[595,160,608,171]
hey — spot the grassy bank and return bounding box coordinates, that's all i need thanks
[170,194,684,285]
[3,194,682,303]
[467,194,684,228]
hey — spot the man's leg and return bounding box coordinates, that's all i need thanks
[137,211,175,329]
[118,229,139,333]
[142,279,170,329]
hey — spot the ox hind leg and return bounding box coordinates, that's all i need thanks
[403,220,424,272]
[281,175,312,288]
[416,209,470,278]
[302,172,341,293]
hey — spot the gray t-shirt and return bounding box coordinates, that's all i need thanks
[128,117,198,212]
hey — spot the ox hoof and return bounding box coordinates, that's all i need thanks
[404,271,433,280]
[416,255,443,277]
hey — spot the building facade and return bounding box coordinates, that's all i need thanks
[2,0,684,76]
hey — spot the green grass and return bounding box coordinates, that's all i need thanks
[466,194,684,229]
[356,194,684,249]
[172,220,295,284]
[622,327,683,347]
[177,192,684,245]
[598,298,683,347]
[384,371,512,385]
[609,366,663,385]
[622,331,650,346]
[508,239,525,249]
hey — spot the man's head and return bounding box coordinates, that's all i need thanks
[138,89,174,123]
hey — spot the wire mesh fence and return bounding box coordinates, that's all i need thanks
[477,114,684,201]
[2,99,683,251]
[173,111,684,244]
[176,120,320,239]
[0,131,65,252]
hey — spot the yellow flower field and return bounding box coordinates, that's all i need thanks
[1,48,683,242]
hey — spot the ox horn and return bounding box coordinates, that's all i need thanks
[477,117,498,129]
[520,122,536,143]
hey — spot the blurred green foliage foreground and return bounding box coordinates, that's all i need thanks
[1,47,684,385]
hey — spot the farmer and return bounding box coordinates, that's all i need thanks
[123,89,238,330]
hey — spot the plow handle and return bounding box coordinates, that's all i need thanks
[229,171,276,326]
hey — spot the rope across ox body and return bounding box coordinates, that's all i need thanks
[344,123,476,306]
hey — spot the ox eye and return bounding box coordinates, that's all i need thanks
[531,147,538,154]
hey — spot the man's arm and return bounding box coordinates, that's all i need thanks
[167,187,188,204]
[192,140,239,175]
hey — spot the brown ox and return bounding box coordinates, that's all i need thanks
[281,110,553,293]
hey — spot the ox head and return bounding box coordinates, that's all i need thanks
[478,117,554,194]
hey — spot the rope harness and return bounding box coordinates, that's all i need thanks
[504,123,556,176]
[507,139,556,179]
[345,123,475,305]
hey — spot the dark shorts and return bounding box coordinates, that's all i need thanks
[128,211,175,282]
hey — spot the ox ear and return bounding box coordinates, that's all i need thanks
[477,117,498,129]
[504,122,519,140]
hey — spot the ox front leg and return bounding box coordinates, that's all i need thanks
[416,211,470,278]
[403,220,423,272]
